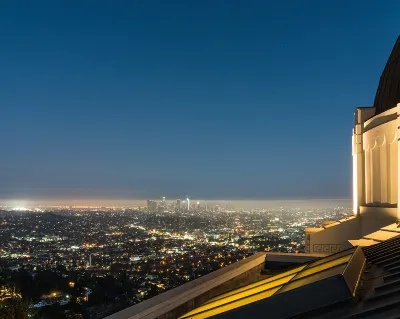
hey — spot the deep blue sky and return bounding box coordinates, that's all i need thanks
[1,1,399,201]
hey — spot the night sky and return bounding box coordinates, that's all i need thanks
[1,1,399,202]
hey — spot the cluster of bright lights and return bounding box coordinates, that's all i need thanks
[0,286,22,301]
[11,207,30,211]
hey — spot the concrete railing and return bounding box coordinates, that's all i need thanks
[105,252,267,319]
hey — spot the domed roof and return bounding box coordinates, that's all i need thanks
[373,36,400,115]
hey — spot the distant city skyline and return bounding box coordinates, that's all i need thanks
[1,1,399,200]
[0,197,352,317]
[1,198,351,209]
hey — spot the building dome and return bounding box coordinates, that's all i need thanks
[373,36,400,115]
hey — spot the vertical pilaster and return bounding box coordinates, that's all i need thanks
[353,110,363,216]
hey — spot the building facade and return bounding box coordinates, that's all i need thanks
[306,36,400,254]
[353,36,400,219]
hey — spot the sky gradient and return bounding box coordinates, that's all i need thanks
[1,1,399,202]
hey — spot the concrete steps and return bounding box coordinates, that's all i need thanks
[374,278,400,293]
[386,265,400,274]
[383,260,400,271]
[384,271,400,282]
[346,299,400,318]
[345,268,400,319]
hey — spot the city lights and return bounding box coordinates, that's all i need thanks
[0,200,352,316]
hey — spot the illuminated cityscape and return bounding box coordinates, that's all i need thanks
[0,200,352,317]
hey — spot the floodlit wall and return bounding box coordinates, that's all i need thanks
[307,105,400,255]
[363,110,398,205]
[306,217,361,254]
[359,206,397,234]
[353,105,400,220]
[306,210,397,254]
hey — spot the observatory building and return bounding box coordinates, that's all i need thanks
[306,36,400,254]
[107,36,400,319]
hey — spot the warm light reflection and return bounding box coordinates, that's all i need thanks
[352,134,358,215]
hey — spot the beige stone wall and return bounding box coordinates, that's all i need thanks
[363,113,398,205]
[306,105,400,255]
[353,105,400,220]
[358,206,397,234]
[306,217,361,254]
